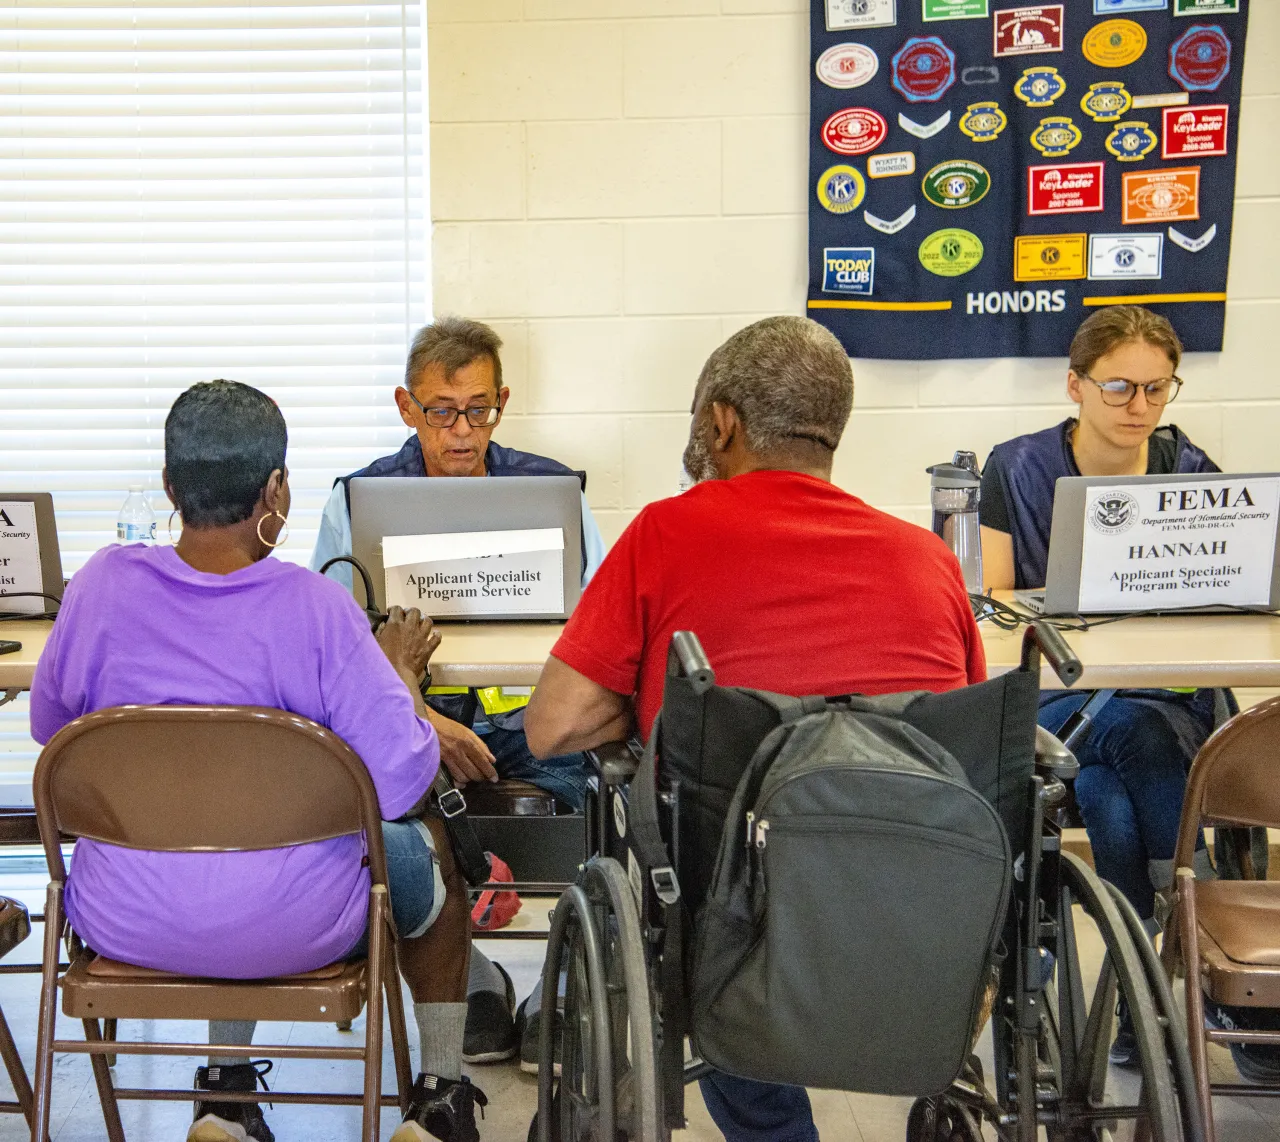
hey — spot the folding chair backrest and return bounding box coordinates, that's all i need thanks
[1175,695,1280,868]
[34,706,384,876]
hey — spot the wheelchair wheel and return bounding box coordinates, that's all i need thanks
[906,1095,983,1142]
[536,858,661,1142]
[1041,852,1197,1142]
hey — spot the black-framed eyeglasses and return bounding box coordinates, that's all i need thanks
[406,392,500,428]
[1081,374,1183,407]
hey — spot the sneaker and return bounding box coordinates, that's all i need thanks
[1204,1000,1280,1085]
[188,1061,274,1142]
[1109,1000,1138,1069]
[390,1073,487,1142]
[516,997,562,1077]
[463,961,517,1063]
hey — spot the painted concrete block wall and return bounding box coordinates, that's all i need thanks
[428,2,1280,547]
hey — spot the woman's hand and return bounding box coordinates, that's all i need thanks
[425,708,499,785]
[376,605,441,679]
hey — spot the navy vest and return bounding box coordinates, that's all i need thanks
[988,419,1215,590]
[337,435,589,570]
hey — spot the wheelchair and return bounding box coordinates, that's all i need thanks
[533,625,1204,1142]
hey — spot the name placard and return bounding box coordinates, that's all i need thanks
[0,501,44,615]
[383,528,564,618]
[1078,477,1280,612]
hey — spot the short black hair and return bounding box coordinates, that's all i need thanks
[165,381,287,528]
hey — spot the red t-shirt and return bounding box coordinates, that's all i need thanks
[552,470,986,738]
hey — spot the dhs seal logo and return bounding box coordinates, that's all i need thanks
[822,247,875,295]
[1089,491,1140,534]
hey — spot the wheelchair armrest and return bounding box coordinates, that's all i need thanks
[1035,725,1080,781]
[586,740,641,787]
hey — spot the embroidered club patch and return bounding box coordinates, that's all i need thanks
[1167,223,1217,252]
[1027,161,1105,215]
[816,43,880,90]
[1014,233,1087,280]
[959,102,1008,142]
[921,159,991,208]
[993,6,1065,58]
[867,151,916,178]
[1080,81,1132,122]
[918,228,984,276]
[1122,166,1200,224]
[899,110,951,138]
[1088,233,1164,279]
[1015,66,1066,107]
[822,247,876,295]
[1083,19,1148,68]
[891,36,957,102]
[825,0,897,31]
[822,107,889,155]
[1105,120,1159,162]
[1169,24,1231,92]
[1030,115,1083,157]
[816,164,868,214]
[1162,104,1228,158]
[864,204,918,232]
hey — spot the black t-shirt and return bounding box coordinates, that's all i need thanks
[980,420,1180,534]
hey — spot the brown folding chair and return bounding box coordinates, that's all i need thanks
[1162,693,1280,1142]
[30,705,413,1142]
[0,897,33,1126]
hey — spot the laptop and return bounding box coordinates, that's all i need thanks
[1013,472,1280,617]
[349,476,583,621]
[0,492,63,617]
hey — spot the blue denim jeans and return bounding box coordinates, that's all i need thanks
[345,819,441,958]
[480,724,589,812]
[1038,690,1213,920]
[699,1069,818,1142]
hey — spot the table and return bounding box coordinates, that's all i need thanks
[5,604,1280,694]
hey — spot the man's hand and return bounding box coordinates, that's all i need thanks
[376,605,441,680]
[426,708,499,785]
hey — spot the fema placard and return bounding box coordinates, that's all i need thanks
[1077,477,1280,613]
[0,502,44,616]
[822,247,876,295]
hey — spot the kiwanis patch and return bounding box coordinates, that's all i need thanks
[816,164,867,214]
[1030,115,1082,157]
[1015,65,1066,107]
[1106,120,1159,161]
[922,159,992,208]
[1083,19,1148,67]
[892,36,958,102]
[822,247,876,295]
[1170,23,1231,91]
[959,102,1008,142]
[918,228,984,277]
[1080,81,1132,122]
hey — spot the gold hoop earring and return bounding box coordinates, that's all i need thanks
[168,510,182,544]
[256,510,289,549]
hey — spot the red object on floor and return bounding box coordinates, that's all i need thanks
[471,854,521,931]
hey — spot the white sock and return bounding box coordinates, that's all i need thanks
[416,1002,466,1081]
[208,1019,256,1068]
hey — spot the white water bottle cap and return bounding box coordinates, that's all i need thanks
[128,484,143,493]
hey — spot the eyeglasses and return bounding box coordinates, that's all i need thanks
[1081,374,1183,407]
[406,392,500,428]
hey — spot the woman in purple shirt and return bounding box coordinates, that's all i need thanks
[31,381,483,1142]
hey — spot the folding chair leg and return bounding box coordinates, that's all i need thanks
[83,1020,125,1142]
[102,1018,118,1068]
[32,883,63,1142]
[1177,869,1215,1142]
[0,1004,33,1124]
[383,938,413,1113]
[363,887,388,1142]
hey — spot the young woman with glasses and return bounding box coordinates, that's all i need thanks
[976,306,1270,1073]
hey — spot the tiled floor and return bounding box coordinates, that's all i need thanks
[0,879,1274,1141]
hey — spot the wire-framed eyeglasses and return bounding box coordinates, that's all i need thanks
[407,391,501,428]
[1081,374,1183,407]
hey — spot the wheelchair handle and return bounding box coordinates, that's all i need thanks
[667,631,715,693]
[1021,622,1083,687]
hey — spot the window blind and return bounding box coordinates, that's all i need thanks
[0,1,427,803]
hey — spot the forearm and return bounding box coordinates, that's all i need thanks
[533,707,633,758]
[394,664,429,720]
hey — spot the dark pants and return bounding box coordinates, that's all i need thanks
[699,1070,818,1142]
[1038,690,1213,920]
[480,724,588,812]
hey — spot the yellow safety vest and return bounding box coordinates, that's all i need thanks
[426,685,534,717]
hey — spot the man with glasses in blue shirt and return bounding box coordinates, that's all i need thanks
[312,316,605,1067]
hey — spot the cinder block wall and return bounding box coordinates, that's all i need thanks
[428,1,1280,545]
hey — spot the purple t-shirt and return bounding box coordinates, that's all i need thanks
[30,544,439,978]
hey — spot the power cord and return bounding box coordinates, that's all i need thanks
[0,592,62,621]
[970,590,1279,633]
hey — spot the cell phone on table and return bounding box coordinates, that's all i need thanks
[0,640,21,656]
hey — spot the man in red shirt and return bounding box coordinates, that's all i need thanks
[525,315,985,1142]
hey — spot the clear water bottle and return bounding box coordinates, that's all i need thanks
[116,486,156,544]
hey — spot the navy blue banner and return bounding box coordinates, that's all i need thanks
[808,1,1249,359]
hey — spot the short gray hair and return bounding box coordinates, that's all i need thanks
[405,315,504,394]
[694,316,853,454]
